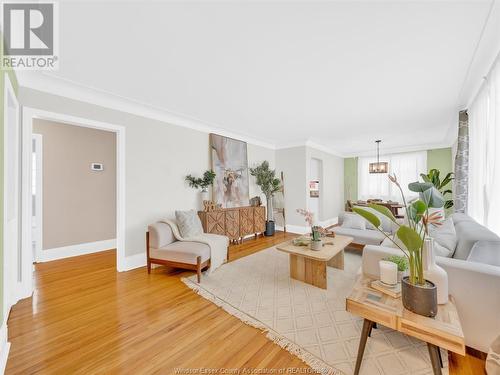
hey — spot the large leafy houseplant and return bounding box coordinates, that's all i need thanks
[353,174,444,286]
[249,161,282,222]
[420,169,454,209]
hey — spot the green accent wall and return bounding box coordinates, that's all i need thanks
[1,31,20,325]
[343,148,453,203]
[344,157,358,202]
[427,148,453,180]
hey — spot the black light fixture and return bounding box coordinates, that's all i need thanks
[369,140,388,174]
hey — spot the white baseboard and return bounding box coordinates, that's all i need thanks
[118,252,146,272]
[285,225,309,234]
[319,216,339,228]
[38,239,117,262]
[0,322,10,375]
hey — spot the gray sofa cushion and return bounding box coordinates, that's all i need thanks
[429,217,457,257]
[333,227,385,246]
[341,213,366,230]
[452,213,475,225]
[467,241,500,267]
[148,222,176,248]
[453,217,500,260]
[353,206,393,233]
[150,241,210,265]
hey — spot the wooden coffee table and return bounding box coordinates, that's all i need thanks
[346,275,465,375]
[276,235,353,289]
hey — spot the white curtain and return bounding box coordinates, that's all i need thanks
[358,151,427,202]
[468,57,500,236]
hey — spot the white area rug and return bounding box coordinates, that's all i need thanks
[182,247,448,375]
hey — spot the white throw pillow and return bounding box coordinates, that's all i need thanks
[354,206,393,233]
[341,213,366,230]
[429,217,457,256]
[175,210,204,238]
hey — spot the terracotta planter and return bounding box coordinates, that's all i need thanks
[401,277,437,317]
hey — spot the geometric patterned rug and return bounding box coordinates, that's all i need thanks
[182,246,448,375]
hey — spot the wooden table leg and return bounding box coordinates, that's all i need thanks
[327,249,344,270]
[354,319,374,375]
[427,343,443,375]
[289,254,327,289]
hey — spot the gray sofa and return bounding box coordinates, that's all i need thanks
[333,211,392,247]
[362,213,500,353]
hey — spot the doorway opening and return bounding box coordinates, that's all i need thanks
[22,108,126,281]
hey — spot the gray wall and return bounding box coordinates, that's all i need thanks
[21,88,276,257]
[33,119,117,249]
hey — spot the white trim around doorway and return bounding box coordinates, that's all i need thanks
[22,107,127,273]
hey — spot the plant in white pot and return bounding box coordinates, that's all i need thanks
[249,161,282,236]
[185,170,216,207]
[353,174,447,317]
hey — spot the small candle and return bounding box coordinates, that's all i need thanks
[379,260,398,286]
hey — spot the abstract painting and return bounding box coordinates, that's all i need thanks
[210,133,249,208]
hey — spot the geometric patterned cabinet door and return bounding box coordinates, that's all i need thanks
[254,206,266,234]
[198,206,267,244]
[239,207,255,237]
[225,208,240,241]
[199,210,225,235]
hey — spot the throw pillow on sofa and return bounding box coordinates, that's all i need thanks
[354,206,393,233]
[341,213,366,230]
[429,217,457,257]
[175,210,204,238]
[381,235,451,257]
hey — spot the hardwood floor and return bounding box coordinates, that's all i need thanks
[6,231,484,374]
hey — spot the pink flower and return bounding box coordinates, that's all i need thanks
[296,208,314,226]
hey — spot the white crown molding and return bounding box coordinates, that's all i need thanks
[341,141,455,158]
[16,71,277,150]
[16,71,456,159]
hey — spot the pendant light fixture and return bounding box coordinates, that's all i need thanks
[369,140,388,174]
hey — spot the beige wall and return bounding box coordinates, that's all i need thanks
[33,119,117,249]
[21,87,278,257]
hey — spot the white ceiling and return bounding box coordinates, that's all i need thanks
[34,0,499,155]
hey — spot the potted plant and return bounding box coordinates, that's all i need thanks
[353,174,445,317]
[385,255,408,282]
[185,170,216,203]
[420,168,454,209]
[296,209,323,250]
[249,161,282,236]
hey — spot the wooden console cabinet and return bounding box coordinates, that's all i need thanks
[198,206,266,243]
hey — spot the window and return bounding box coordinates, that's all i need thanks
[358,151,427,202]
[468,56,500,236]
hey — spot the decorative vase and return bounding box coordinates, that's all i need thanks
[423,237,449,304]
[310,239,322,251]
[265,221,275,236]
[379,260,398,286]
[200,189,209,210]
[401,277,438,317]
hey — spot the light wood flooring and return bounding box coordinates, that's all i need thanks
[6,231,485,374]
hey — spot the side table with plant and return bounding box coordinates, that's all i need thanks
[353,173,446,317]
